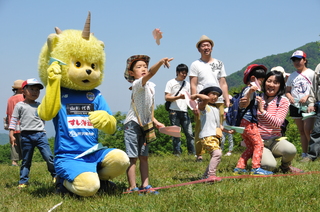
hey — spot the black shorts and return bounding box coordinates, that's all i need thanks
[289,105,303,118]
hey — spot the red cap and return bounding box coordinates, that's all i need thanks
[22,78,44,89]
[243,64,267,84]
[290,50,307,59]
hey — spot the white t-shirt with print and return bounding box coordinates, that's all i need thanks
[164,78,190,112]
[286,68,314,106]
[124,77,155,125]
[199,105,220,139]
[190,58,227,103]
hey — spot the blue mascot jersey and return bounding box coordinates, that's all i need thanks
[53,87,112,155]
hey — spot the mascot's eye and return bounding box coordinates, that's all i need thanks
[91,64,96,69]
[75,61,81,68]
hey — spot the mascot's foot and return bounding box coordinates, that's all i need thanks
[55,176,74,196]
[98,180,117,195]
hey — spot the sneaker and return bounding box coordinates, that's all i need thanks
[300,156,312,163]
[225,152,232,156]
[279,165,304,174]
[18,184,28,189]
[52,176,57,184]
[139,185,159,195]
[233,167,248,175]
[301,153,308,158]
[195,156,203,162]
[206,175,222,182]
[279,165,291,173]
[250,167,273,175]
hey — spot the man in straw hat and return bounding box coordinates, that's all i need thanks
[189,35,230,162]
[6,80,24,166]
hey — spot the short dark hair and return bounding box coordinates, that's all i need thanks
[262,71,286,97]
[176,64,188,73]
[176,64,188,76]
[248,68,266,80]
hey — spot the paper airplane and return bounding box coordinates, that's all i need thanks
[183,91,198,110]
[224,125,245,134]
[159,126,181,137]
[74,143,108,159]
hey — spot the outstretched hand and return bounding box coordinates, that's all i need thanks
[162,58,174,68]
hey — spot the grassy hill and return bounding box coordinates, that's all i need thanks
[226,41,320,89]
[1,153,320,211]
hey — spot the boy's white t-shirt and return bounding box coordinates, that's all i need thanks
[190,58,227,103]
[286,68,314,106]
[124,77,155,125]
[199,105,220,139]
[164,78,190,112]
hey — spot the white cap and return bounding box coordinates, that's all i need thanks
[270,66,290,79]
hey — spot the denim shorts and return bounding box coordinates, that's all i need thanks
[124,121,149,157]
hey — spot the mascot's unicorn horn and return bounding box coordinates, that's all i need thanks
[55,27,62,34]
[82,11,91,40]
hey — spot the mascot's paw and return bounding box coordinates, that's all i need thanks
[65,172,100,197]
[47,61,62,79]
[99,149,130,180]
[88,110,116,133]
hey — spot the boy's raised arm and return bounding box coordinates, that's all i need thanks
[142,57,173,85]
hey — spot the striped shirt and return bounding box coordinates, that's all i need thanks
[257,94,290,140]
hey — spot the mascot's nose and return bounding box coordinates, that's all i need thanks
[86,69,92,75]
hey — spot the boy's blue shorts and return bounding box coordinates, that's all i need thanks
[54,148,115,182]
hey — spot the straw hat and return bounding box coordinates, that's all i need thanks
[12,80,24,89]
[124,55,150,83]
[196,35,214,48]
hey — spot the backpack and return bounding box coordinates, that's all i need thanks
[225,88,257,126]
[276,96,289,136]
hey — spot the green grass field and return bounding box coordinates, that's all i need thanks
[1,153,320,212]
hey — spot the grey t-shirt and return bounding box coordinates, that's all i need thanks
[12,101,45,132]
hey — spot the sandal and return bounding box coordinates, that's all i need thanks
[126,187,139,193]
[139,185,159,194]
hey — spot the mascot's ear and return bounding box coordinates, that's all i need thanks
[47,27,62,53]
[99,41,105,49]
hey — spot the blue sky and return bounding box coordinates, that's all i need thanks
[1,0,319,136]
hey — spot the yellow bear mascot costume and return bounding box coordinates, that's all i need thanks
[37,12,129,196]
